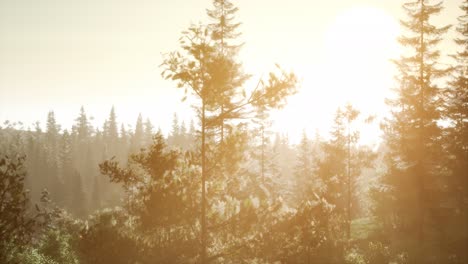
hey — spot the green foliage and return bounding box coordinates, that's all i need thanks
[99,133,200,262]
[15,248,58,264]
[0,155,64,264]
[78,208,146,264]
[0,155,38,262]
[37,229,80,264]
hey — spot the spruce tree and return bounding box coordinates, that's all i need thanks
[131,113,144,152]
[143,118,154,147]
[443,1,468,261]
[380,0,451,253]
[294,130,314,201]
[206,0,246,145]
[445,0,467,213]
[169,112,180,146]
[45,111,62,203]
[104,106,119,156]
[317,104,373,240]
[74,106,91,142]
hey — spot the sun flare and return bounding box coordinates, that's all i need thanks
[271,5,400,143]
[324,6,400,103]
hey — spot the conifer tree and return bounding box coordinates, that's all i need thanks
[143,118,154,147]
[169,112,180,146]
[45,111,60,152]
[317,104,373,240]
[161,2,297,260]
[45,111,62,203]
[294,130,314,202]
[74,106,91,142]
[442,2,468,261]
[104,106,119,156]
[206,0,245,144]
[380,0,451,250]
[445,0,467,216]
[131,113,144,153]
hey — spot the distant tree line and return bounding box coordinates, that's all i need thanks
[0,106,158,217]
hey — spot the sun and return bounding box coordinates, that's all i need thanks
[323,6,400,108]
[271,5,401,144]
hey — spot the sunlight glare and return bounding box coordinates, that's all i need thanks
[271,5,400,144]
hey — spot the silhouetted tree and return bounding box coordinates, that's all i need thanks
[442,1,468,262]
[74,106,91,142]
[131,113,144,152]
[294,130,315,202]
[104,106,119,157]
[379,1,451,257]
[316,104,374,241]
[143,118,154,147]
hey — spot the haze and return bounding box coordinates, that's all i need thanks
[0,0,461,143]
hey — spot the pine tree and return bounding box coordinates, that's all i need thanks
[207,0,241,55]
[161,5,297,260]
[45,111,62,203]
[169,112,180,146]
[294,130,314,202]
[59,130,73,186]
[180,120,188,148]
[206,0,245,144]
[380,0,451,253]
[317,104,373,240]
[45,111,60,150]
[143,118,154,147]
[443,2,468,261]
[131,113,144,152]
[445,0,467,212]
[74,106,91,142]
[104,106,119,157]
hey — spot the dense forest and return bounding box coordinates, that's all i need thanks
[0,0,466,263]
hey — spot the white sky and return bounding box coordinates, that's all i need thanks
[0,0,462,144]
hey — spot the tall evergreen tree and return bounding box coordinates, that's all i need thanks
[317,105,373,241]
[44,111,62,202]
[169,112,180,146]
[294,130,314,201]
[131,113,144,152]
[74,106,91,142]
[143,118,154,147]
[443,2,468,261]
[445,0,467,211]
[104,106,119,157]
[45,111,60,150]
[206,0,245,145]
[161,3,297,259]
[380,0,451,255]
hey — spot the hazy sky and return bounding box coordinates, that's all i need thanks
[0,0,462,143]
